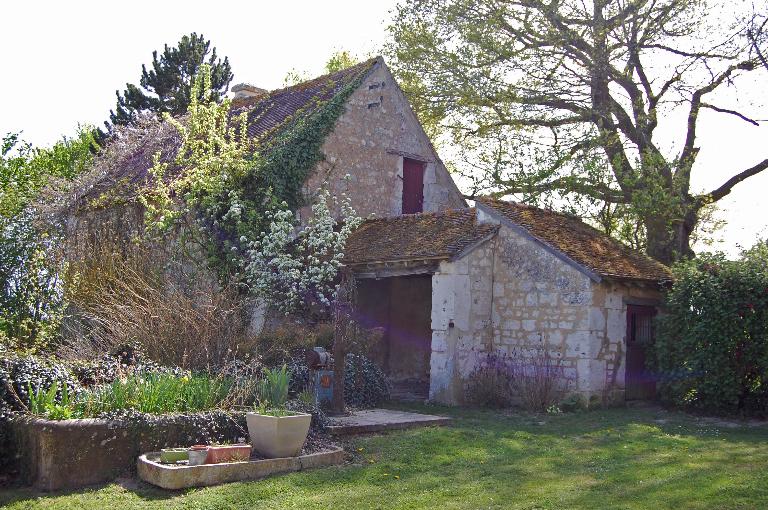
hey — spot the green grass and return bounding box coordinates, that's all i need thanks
[3,404,768,509]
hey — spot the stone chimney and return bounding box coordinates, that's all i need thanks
[232,83,268,99]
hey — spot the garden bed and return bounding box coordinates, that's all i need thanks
[8,412,247,491]
[138,447,344,490]
[8,411,339,491]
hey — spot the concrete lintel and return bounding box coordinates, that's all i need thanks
[386,148,435,164]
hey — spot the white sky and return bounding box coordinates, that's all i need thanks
[1,0,766,257]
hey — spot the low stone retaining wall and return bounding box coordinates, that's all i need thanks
[9,412,246,491]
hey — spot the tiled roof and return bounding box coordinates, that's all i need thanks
[344,208,498,265]
[232,58,378,144]
[79,59,379,206]
[476,198,672,283]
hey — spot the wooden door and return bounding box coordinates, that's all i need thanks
[625,305,657,400]
[402,158,424,214]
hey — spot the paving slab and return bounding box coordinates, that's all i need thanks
[327,409,451,436]
[137,448,344,490]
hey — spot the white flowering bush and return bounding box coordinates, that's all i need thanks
[246,188,362,316]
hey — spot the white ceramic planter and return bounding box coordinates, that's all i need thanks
[246,412,311,458]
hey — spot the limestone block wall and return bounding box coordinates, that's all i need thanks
[429,241,495,404]
[592,280,664,401]
[487,226,592,396]
[429,217,666,405]
[299,62,465,224]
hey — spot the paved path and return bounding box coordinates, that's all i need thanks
[327,408,451,435]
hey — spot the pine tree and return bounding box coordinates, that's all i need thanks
[107,33,233,130]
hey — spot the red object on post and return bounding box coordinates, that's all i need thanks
[402,158,424,214]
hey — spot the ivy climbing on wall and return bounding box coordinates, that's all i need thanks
[138,62,369,282]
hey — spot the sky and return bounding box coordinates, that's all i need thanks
[1,0,766,257]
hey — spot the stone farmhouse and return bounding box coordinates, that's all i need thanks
[65,57,672,406]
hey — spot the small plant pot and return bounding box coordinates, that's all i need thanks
[246,412,311,458]
[205,444,252,464]
[188,445,209,466]
[160,448,189,464]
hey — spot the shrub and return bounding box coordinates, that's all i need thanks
[510,347,570,412]
[61,243,258,372]
[465,351,515,408]
[343,354,390,408]
[0,354,80,415]
[68,345,186,386]
[255,323,334,367]
[656,243,768,416]
[466,348,570,412]
[287,353,390,409]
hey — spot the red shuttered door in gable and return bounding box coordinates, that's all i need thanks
[402,158,424,214]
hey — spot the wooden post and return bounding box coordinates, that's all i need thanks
[330,270,352,415]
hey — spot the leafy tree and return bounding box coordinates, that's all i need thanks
[283,50,360,86]
[387,0,768,264]
[0,129,98,350]
[324,50,358,73]
[246,190,367,413]
[108,33,233,129]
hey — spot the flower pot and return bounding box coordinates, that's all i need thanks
[160,448,189,464]
[246,412,311,458]
[188,445,209,466]
[205,444,252,464]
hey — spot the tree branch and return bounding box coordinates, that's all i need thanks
[680,60,758,181]
[705,158,768,202]
[701,103,760,126]
[478,175,629,204]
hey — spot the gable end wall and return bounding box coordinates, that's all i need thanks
[428,216,664,406]
[299,62,465,223]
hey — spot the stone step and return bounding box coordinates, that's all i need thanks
[327,408,451,436]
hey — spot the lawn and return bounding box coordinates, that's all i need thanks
[2,404,767,509]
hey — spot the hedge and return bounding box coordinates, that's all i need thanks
[656,243,768,415]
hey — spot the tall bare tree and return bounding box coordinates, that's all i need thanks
[388,0,768,263]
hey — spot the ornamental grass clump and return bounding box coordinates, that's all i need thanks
[254,365,291,416]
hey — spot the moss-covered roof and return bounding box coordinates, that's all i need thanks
[344,208,498,265]
[77,58,380,209]
[476,197,673,283]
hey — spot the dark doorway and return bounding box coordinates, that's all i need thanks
[625,305,657,400]
[402,158,424,214]
[355,274,433,399]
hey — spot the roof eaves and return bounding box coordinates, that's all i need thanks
[475,201,603,283]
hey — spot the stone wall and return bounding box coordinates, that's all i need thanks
[9,412,247,491]
[429,240,495,404]
[487,226,590,397]
[592,280,664,401]
[299,62,465,224]
[428,216,664,406]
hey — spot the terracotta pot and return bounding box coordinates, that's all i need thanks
[205,444,252,464]
[246,412,311,458]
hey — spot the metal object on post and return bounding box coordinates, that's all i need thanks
[306,347,334,407]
